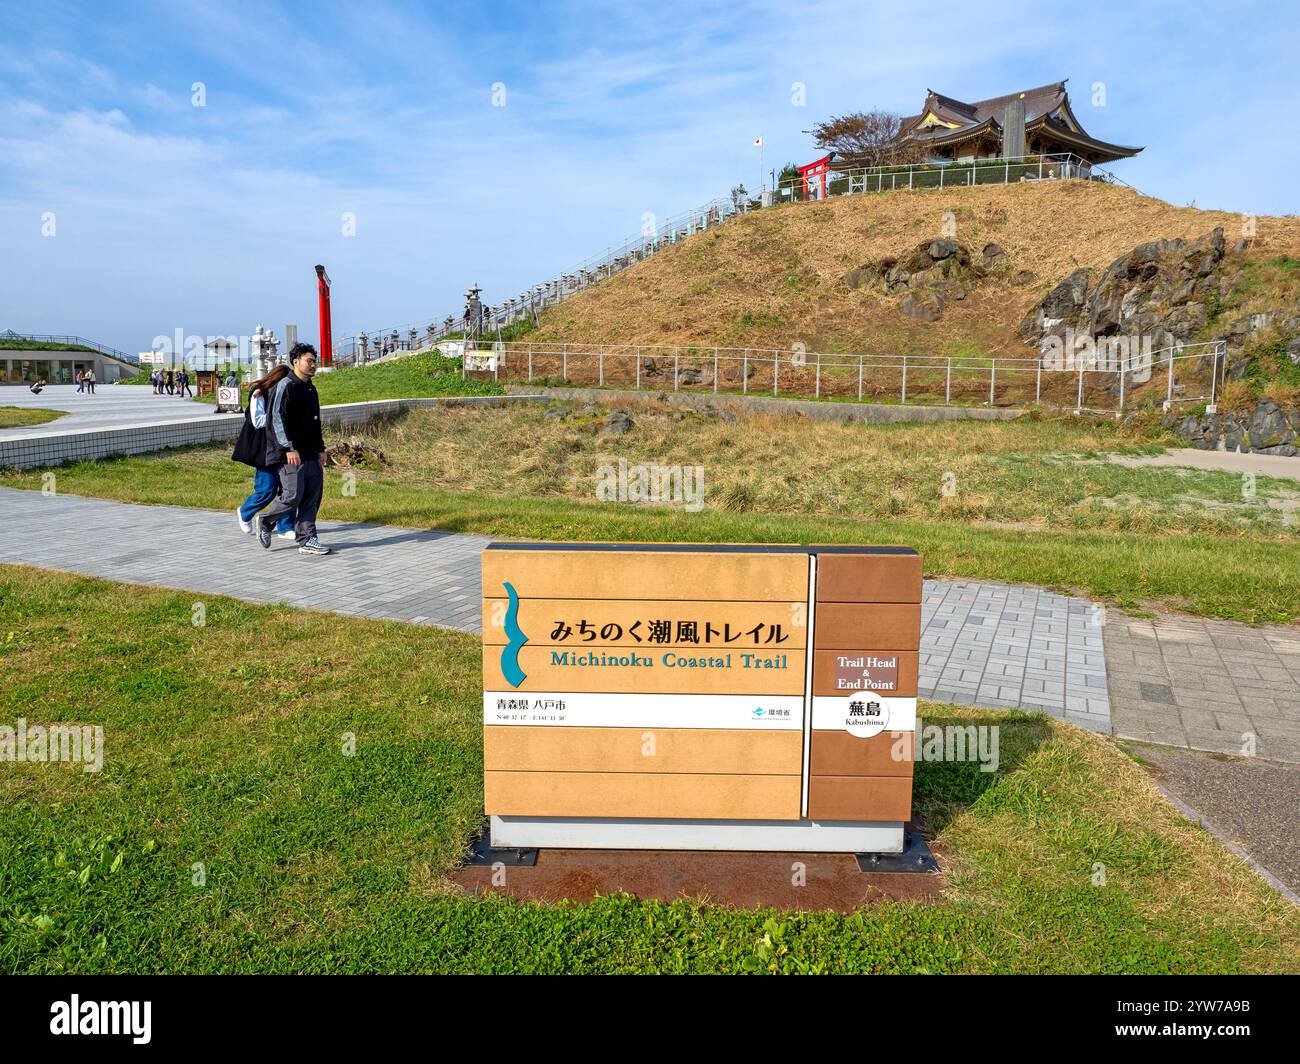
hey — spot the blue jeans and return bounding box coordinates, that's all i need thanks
[239,468,295,531]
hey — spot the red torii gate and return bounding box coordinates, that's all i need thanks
[796,153,834,201]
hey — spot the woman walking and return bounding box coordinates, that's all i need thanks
[232,365,296,541]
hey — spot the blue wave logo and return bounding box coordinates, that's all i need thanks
[501,581,528,688]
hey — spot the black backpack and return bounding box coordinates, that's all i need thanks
[231,399,265,467]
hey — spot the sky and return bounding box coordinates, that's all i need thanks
[1,0,1297,356]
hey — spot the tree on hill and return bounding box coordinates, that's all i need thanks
[812,110,924,170]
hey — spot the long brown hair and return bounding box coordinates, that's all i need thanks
[249,364,289,399]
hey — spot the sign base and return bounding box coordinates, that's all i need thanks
[491,815,904,854]
[854,829,937,873]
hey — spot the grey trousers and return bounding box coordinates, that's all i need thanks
[260,459,323,544]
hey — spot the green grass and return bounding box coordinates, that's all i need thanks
[0,340,101,354]
[2,566,1295,973]
[0,406,66,428]
[195,352,505,406]
[2,402,1297,623]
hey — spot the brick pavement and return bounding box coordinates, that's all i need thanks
[2,486,1113,732]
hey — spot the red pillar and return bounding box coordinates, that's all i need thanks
[315,264,333,367]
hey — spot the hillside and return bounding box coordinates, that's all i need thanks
[531,181,1300,358]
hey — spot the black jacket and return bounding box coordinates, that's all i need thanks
[265,374,324,465]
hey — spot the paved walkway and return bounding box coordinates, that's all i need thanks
[1108,448,1300,481]
[1107,615,1300,764]
[0,384,211,440]
[2,486,1111,731]
[1133,743,1300,901]
[7,485,1300,759]
[920,580,1108,733]
[0,487,488,632]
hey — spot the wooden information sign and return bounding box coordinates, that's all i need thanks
[481,543,922,852]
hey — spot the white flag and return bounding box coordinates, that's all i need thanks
[753,136,763,147]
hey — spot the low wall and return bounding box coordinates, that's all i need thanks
[505,385,1024,423]
[0,395,544,470]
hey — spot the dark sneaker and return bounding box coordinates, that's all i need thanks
[257,517,272,549]
[298,538,331,556]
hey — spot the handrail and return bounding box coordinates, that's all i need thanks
[0,332,138,363]
[334,152,1124,365]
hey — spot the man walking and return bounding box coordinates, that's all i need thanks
[256,342,330,556]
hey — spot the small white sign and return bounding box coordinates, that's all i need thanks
[812,695,917,737]
[464,352,498,372]
[216,386,241,411]
[483,691,804,730]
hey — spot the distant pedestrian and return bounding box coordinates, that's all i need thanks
[224,369,238,388]
[256,343,330,556]
[165,370,174,395]
[84,369,96,394]
[75,369,85,393]
[233,364,296,542]
[29,378,46,395]
[178,370,193,398]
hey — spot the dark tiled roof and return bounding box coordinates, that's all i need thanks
[899,80,1141,160]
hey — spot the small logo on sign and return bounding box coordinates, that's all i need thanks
[501,582,528,688]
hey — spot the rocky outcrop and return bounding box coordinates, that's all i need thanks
[324,436,387,467]
[1167,399,1300,456]
[1020,229,1300,387]
[844,238,1013,322]
[1019,229,1229,354]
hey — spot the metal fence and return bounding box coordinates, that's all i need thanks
[0,332,138,363]
[457,339,1227,416]
[776,152,1102,202]
[335,154,1127,367]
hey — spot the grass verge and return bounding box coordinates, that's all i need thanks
[1,401,1297,623]
[0,407,67,428]
[1,566,1296,973]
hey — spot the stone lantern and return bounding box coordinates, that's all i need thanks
[250,324,279,378]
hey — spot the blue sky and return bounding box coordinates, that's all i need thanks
[1,0,1296,354]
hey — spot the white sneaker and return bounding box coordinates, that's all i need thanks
[238,511,253,534]
[276,530,297,541]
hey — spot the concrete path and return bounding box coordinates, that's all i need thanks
[1106,614,1300,764]
[1133,743,1300,900]
[0,384,211,440]
[0,487,488,631]
[1108,447,1300,481]
[6,485,1300,759]
[1,486,1110,731]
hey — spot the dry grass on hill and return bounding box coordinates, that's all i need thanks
[532,180,1300,356]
